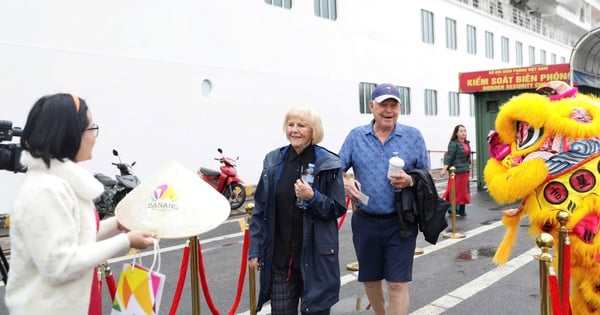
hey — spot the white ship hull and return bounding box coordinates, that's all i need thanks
[0,0,585,210]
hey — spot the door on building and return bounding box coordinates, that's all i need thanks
[474,90,531,191]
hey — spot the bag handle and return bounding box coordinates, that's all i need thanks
[148,238,161,273]
[128,238,161,274]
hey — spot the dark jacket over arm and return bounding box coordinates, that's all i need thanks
[406,169,449,245]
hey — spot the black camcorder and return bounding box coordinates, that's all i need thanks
[0,120,26,173]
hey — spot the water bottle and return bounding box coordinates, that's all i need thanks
[296,163,315,209]
[303,163,315,185]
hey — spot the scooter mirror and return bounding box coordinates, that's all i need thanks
[218,148,223,154]
[113,149,119,156]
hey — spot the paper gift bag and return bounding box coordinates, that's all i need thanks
[111,240,164,315]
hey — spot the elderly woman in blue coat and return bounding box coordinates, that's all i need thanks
[249,107,346,315]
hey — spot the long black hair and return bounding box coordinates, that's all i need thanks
[449,124,466,142]
[21,93,90,168]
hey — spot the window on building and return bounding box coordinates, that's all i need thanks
[487,100,499,113]
[529,45,535,65]
[421,9,435,44]
[551,53,557,64]
[516,41,523,66]
[501,36,509,63]
[398,86,411,115]
[485,31,494,59]
[314,0,336,20]
[448,92,460,116]
[358,82,376,114]
[467,25,477,55]
[358,83,411,115]
[560,56,566,63]
[424,89,438,116]
[469,94,475,117]
[540,49,546,64]
[446,18,457,50]
[265,0,292,9]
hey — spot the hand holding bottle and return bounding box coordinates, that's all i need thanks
[295,163,315,209]
[294,177,314,201]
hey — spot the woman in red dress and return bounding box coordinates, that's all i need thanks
[440,125,471,216]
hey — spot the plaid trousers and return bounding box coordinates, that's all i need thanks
[270,266,330,315]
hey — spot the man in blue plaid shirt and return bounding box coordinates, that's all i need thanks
[339,83,429,315]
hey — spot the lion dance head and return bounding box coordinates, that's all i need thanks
[484,81,600,313]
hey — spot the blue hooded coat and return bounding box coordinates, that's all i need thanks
[249,145,346,313]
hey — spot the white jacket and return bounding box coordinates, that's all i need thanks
[5,153,130,315]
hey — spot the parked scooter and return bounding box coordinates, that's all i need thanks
[94,149,141,218]
[198,148,246,210]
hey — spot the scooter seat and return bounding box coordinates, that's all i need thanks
[199,167,220,177]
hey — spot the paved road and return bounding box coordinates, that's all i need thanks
[0,176,547,315]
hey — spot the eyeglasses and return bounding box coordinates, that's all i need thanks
[86,124,99,138]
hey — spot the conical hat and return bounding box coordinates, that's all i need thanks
[115,160,230,239]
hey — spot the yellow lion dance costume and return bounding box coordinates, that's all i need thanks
[484,81,600,314]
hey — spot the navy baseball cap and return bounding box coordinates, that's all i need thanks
[371,83,401,103]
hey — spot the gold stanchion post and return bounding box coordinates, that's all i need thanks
[246,203,258,315]
[443,167,465,239]
[188,236,201,315]
[535,233,554,315]
[344,184,361,271]
[556,211,569,299]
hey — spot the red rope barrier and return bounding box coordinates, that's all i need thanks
[198,229,250,315]
[548,268,562,315]
[338,212,347,230]
[337,196,352,230]
[168,245,190,315]
[562,239,571,315]
[226,229,250,315]
[197,241,221,314]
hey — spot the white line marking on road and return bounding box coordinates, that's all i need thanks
[340,272,358,286]
[237,218,508,314]
[109,213,503,264]
[410,247,537,315]
[414,220,503,259]
[105,215,250,263]
[107,231,244,263]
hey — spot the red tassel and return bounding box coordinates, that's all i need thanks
[105,272,116,301]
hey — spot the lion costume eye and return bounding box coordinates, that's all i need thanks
[515,121,543,151]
